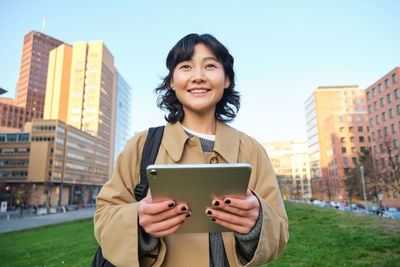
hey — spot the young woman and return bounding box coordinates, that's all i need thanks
[94,34,288,267]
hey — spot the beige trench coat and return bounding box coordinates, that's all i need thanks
[94,121,288,267]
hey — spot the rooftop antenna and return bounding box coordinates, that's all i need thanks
[42,10,46,33]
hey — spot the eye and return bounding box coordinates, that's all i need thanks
[179,64,191,69]
[205,63,217,69]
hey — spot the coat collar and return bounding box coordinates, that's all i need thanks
[163,121,240,163]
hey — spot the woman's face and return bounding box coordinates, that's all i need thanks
[171,43,230,119]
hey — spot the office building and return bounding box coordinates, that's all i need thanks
[323,112,371,201]
[0,119,106,207]
[366,67,400,207]
[305,86,368,200]
[0,31,63,130]
[262,141,312,200]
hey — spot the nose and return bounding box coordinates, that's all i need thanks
[191,67,206,83]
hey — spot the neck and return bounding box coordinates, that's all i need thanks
[182,110,217,135]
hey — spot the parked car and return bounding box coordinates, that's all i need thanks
[383,207,400,219]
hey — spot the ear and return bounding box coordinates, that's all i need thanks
[224,76,230,89]
[170,79,175,91]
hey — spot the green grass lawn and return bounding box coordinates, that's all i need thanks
[0,202,399,266]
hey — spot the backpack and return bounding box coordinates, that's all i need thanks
[91,126,165,267]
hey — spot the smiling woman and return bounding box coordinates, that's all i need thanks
[93,33,288,267]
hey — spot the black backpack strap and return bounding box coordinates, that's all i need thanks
[134,126,165,201]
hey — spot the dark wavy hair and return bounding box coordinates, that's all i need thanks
[155,33,240,123]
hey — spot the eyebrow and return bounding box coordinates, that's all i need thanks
[202,56,219,62]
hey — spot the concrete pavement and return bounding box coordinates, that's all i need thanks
[0,207,96,234]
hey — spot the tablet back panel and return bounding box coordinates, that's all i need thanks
[146,163,251,233]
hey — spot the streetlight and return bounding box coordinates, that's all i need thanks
[360,165,368,210]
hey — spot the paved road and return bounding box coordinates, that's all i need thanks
[0,207,96,234]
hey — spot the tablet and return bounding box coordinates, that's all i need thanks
[146,163,252,233]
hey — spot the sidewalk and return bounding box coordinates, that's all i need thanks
[0,207,96,234]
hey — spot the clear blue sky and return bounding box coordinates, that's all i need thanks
[1,0,399,142]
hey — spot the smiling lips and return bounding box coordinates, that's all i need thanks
[188,88,210,94]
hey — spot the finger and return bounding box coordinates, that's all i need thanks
[145,212,190,237]
[210,217,251,234]
[139,198,176,215]
[222,194,259,211]
[140,204,190,226]
[205,208,256,228]
[151,221,183,237]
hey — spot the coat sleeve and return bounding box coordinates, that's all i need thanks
[231,137,289,266]
[93,132,166,267]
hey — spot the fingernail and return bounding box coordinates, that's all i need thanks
[214,201,220,206]
[181,206,187,211]
[168,202,174,208]
[185,213,191,218]
[207,210,212,215]
[211,218,216,222]
[225,199,231,204]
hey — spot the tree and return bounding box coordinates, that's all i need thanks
[344,149,378,204]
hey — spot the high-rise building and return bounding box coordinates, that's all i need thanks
[323,112,371,201]
[0,31,63,130]
[44,40,134,179]
[305,86,368,201]
[262,141,312,200]
[16,31,64,120]
[366,67,400,207]
[114,73,134,164]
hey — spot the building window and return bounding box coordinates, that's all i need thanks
[339,116,343,122]
[379,83,383,92]
[352,147,356,153]
[368,105,372,113]
[358,126,363,132]
[380,143,384,153]
[370,118,374,127]
[342,147,346,153]
[389,108,394,118]
[380,97,385,107]
[376,115,380,124]
[358,99,363,106]
[352,157,357,164]
[387,94,392,104]
[343,157,348,164]
[359,136,365,143]
[350,136,355,143]
[393,73,398,84]
[396,154,400,164]
[378,129,382,138]
[373,88,376,96]
[367,92,370,100]
[341,137,345,143]
[394,139,399,149]
[392,123,397,134]
[356,116,362,122]
[374,101,378,110]
[360,146,365,153]
[373,145,377,154]
[348,116,353,122]
[384,126,389,136]
[382,112,387,122]
[385,79,389,88]
[349,126,354,132]
[395,89,399,99]
[381,158,385,168]
[372,132,376,141]
[339,127,344,133]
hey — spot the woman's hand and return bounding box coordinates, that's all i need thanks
[205,189,259,234]
[138,196,191,237]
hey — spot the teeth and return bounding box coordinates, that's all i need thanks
[190,89,208,93]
